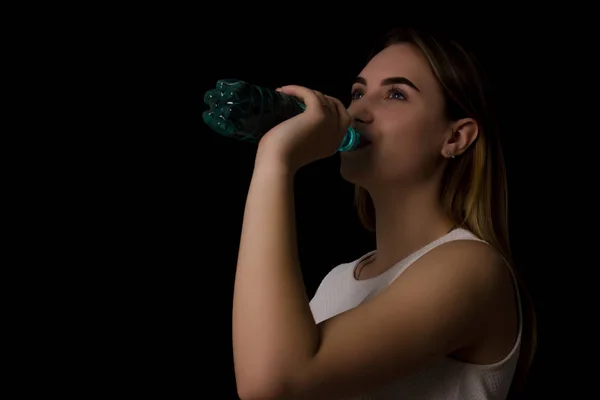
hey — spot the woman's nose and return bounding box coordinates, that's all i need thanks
[349,101,374,125]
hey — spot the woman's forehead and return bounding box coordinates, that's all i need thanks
[358,44,431,86]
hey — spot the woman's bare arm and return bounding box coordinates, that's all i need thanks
[232,157,320,399]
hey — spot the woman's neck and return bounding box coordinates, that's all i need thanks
[368,180,454,272]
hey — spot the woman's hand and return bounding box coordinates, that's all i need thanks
[256,85,351,173]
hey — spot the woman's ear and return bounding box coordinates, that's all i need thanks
[441,118,479,158]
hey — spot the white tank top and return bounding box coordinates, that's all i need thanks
[309,228,522,400]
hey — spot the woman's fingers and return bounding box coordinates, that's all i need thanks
[276,85,322,111]
[326,95,351,133]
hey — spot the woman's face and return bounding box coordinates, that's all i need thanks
[340,43,452,187]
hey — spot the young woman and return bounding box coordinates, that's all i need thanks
[232,27,536,400]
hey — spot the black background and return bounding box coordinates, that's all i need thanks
[76,20,596,399]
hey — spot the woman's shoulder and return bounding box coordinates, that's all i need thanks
[415,236,508,280]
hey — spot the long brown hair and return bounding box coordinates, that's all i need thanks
[354,27,536,397]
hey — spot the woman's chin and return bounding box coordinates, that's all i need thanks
[340,158,370,185]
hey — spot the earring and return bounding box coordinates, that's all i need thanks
[446,151,455,159]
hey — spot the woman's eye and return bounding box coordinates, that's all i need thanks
[387,88,406,100]
[350,90,363,100]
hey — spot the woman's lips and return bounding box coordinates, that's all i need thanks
[355,139,372,149]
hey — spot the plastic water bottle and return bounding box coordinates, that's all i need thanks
[202,79,361,152]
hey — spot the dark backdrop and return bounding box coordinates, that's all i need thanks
[100,21,593,399]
